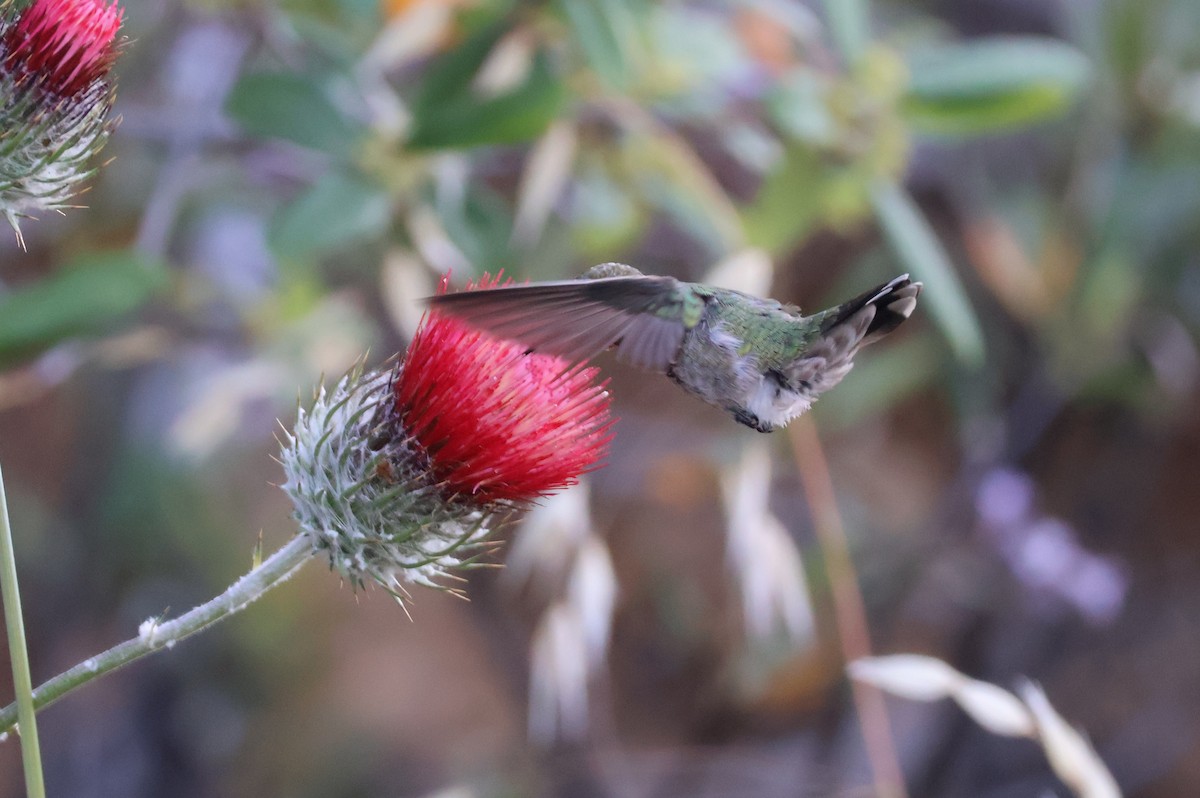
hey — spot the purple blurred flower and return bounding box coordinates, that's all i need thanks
[977,468,1127,624]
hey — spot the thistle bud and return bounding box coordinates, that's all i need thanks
[280,275,613,601]
[0,0,123,244]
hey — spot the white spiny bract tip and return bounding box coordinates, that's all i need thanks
[279,369,492,599]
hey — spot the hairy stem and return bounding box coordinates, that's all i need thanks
[0,533,315,735]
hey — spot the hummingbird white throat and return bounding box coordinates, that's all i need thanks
[427,263,923,433]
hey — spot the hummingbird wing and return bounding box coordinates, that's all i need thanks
[426,276,691,371]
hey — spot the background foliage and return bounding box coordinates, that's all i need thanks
[1,0,1199,795]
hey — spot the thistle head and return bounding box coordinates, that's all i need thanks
[280,274,613,601]
[0,0,124,244]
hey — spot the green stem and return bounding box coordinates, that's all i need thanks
[0,532,316,736]
[0,462,44,797]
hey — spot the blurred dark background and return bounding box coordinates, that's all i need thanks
[1,0,1198,795]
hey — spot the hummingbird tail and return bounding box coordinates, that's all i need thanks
[777,275,923,417]
[819,274,923,346]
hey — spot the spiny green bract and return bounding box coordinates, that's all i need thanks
[279,370,495,603]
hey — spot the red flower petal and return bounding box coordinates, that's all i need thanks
[3,0,123,96]
[395,273,613,505]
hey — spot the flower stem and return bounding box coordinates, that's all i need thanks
[0,532,316,736]
[788,417,907,798]
[0,461,45,798]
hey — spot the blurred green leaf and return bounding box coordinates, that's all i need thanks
[560,0,635,89]
[1076,359,1155,405]
[619,125,744,252]
[281,0,385,49]
[571,164,644,257]
[766,71,836,143]
[411,22,507,112]
[645,5,747,107]
[870,181,985,364]
[0,251,167,366]
[1076,245,1139,341]
[226,72,363,156]
[904,37,1090,135]
[1110,162,1200,260]
[1103,0,1153,85]
[282,11,378,65]
[408,50,566,149]
[822,0,869,65]
[741,146,824,254]
[437,186,517,273]
[269,171,391,260]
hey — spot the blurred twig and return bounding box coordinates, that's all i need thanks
[788,416,907,798]
[0,326,172,413]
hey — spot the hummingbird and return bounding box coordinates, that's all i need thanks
[428,263,922,433]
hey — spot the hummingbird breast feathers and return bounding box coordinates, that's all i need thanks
[667,312,811,431]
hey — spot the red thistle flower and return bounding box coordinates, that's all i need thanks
[3,0,122,96]
[280,274,612,598]
[1,0,123,243]
[396,274,613,504]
